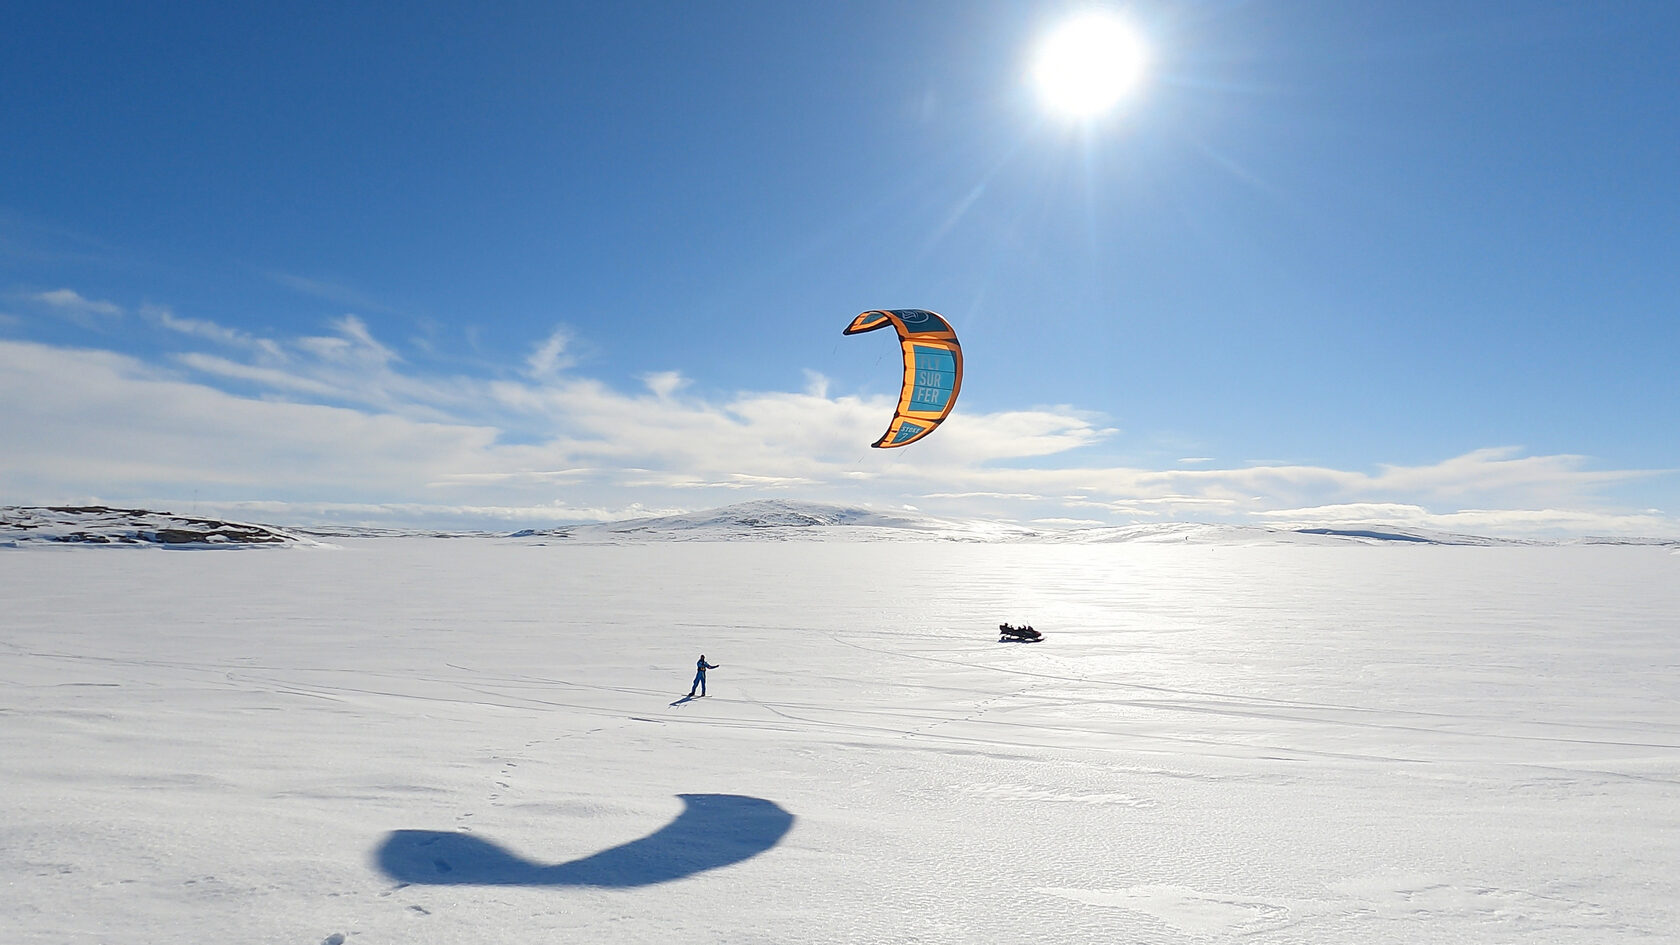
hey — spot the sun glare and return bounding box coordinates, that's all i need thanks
[1032,12,1148,119]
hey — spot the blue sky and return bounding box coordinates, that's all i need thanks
[3,1,1677,534]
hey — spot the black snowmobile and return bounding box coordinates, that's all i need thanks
[998,623,1043,643]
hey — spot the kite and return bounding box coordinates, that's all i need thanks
[843,308,963,448]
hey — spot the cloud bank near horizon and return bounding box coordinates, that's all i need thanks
[1,299,1672,536]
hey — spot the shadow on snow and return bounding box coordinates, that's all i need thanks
[374,793,794,888]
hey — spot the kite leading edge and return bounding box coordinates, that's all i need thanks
[842,309,962,448]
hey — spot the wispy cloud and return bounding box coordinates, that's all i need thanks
[0,339,500,498]
[526,326,575,379]
[162,312,483,423]
[642,370,688,399]
[30,288,123,321]
[1368,448,1648,502]
[145,304,284,357]
[1,305,1673,537]
[148,498,681,528]
[298,315,397,366]
[174,352,345,398]
[433,468,595,486]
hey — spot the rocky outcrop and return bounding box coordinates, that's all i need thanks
[1,506,301,546]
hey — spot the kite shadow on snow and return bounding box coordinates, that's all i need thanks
[374,793,794,888]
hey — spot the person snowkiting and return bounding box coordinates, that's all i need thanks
[688,655,719,698]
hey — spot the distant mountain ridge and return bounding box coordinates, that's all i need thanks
[510,500,1039,542]
[509,500,1674,547]
[5,501,1674,547]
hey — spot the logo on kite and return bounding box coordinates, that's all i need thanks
[842,309,963,448]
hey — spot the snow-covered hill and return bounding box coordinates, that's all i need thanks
[510,499,1041,543]
[0,506,308,547]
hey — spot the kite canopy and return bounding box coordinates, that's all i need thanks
[843,309,962,448]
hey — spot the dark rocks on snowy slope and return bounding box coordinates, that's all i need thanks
[1,506,300,545]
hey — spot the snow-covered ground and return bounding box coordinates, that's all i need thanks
[4,532,1678,943]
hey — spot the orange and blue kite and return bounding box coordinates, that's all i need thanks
[843,309,963,448]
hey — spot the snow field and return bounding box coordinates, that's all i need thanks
[3,540,1677,943]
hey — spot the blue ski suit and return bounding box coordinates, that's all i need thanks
[688,656,718,697]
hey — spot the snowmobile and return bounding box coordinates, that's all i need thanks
[998,623,1042,643]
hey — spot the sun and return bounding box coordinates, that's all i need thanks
[1031,11,1149,119]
